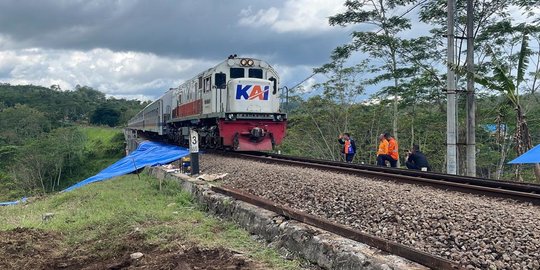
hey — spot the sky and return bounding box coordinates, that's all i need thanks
[0,0,355,101]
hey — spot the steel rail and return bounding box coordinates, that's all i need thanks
[251,152,540,193]
[212,185,462,270]
[218,151,540,205]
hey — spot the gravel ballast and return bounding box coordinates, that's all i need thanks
[200,153,540,270]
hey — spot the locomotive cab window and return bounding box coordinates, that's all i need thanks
[215,72,226,89]
[230,68,244,79]
[248,68,263,79]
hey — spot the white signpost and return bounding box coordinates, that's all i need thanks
[189,129,199,153]
[189,129,199,175]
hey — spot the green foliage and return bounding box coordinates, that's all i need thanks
[68,126,125,187]
[8,127,86,194]
[0,84,148,199]
[0,104,50,145]
[295,0,540,181]
[90,105,121,127]
[281,89,540,181]
[0,84,145,126]
[0,124,122,200]
[0,173,302,269]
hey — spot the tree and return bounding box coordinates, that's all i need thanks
[90,105,121,127]
[473,28,540,181]
[313,49,368,145]
[329,0,419,166]
[0,104,51,145]
[9,127,85,193]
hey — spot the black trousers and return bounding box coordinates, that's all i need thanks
[344,153,355,163]
[377,154,397,167]
[406,161,430,171]
[406,161,420,170]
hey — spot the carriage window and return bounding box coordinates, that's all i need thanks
[215,72,226,89]
[198,77,203,89]
[204,77,211,92]
[230,68,244,79]
[248,68,263,79]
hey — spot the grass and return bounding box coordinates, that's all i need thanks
[73,125,126,183]
[0,172,302,269]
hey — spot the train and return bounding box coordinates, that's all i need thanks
[127,55,287,151]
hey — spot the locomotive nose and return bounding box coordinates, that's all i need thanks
[250,127,266,138]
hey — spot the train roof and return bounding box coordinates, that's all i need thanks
[142,56,278,104]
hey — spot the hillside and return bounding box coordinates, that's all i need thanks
[0,84,148,201]
[0,173,302,269]
[0,125,125,201]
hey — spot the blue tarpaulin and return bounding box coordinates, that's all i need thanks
[63,141,190,192]
[509,144,540,164]
[0,197,27,206]
[1,141,189,206]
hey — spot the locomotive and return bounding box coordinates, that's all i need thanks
[127,55,287,151]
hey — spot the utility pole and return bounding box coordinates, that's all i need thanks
[466,0,476,176]
[447,0,458,174]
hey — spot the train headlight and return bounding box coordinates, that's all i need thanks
[276,114,283,121]
[227,114,236,120]
[240,58,254,67]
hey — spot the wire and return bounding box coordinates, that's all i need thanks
[288,73,317,91]
[375,0,430,34]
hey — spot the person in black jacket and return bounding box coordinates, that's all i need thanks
[338,133,356,163]
[405,144,431,171]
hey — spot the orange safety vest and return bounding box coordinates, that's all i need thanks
[377,139,389,155]
[344,140,351,154]
[388,138,399,160]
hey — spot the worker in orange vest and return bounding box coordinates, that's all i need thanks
[338,133,356,163]
[384,133,399,167]
[376,134,389,166]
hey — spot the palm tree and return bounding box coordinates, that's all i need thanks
[474,28,540,181]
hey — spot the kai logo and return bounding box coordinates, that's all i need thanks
[235,84,270,100]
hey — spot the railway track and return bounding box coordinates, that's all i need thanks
[202,150,540,269]
[212,185,461,269]
[223,151,540,205]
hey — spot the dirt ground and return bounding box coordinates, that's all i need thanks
[0,227,258,270]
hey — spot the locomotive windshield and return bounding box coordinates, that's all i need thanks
[248,68,263,79]
[230,68,244,79]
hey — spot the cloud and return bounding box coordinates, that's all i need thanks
[0,1,354,100]
[0,47,325,101]
[0,0,349,66]
[239,0,346,33]
[0,48,216,100]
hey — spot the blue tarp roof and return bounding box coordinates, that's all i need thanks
[63,141,190,192]
[1,141,189,206]
[509,144,540,164]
